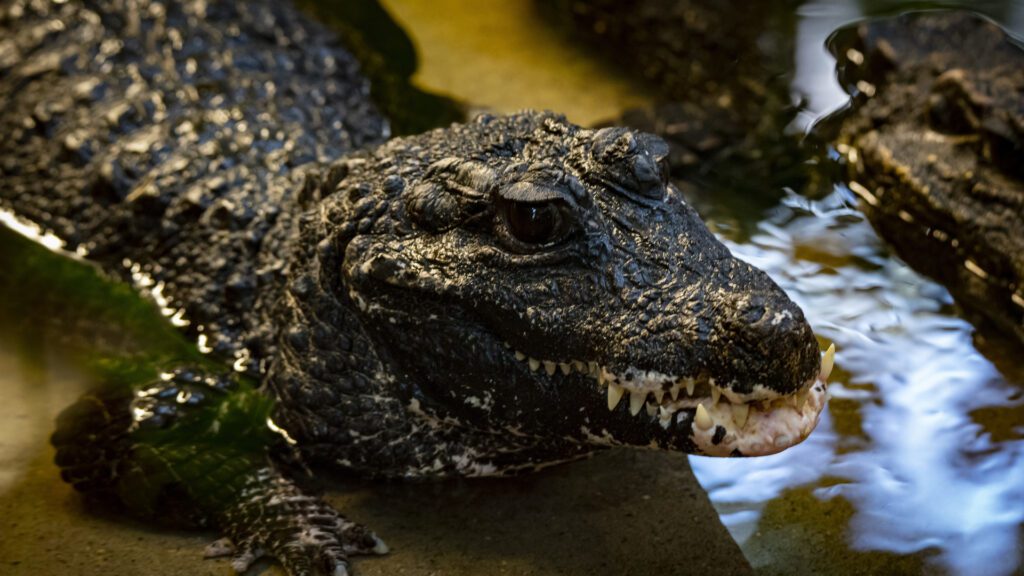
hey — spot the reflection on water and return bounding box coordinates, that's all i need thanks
[690,186,1024,575]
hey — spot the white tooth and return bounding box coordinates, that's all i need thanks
[543,361,556,376]
[733,404,749,429]
[711,387,721,405]
[503,341,511,349]
[629,392,646,416]
[685,379,695,396]
[559,362,572,375]
[670,385,680,401]
[645,402,658,417]
[658,405,674,429]
[588,361,600,376]
[820,343,835,381]
[607,383,625,411]
[573,360,586,372]
[653,389,665,404]
[529,358,540,372]
[694,403,713,430]
[514,350,526,361]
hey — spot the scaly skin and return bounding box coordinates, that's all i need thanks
[0,0,829,573]
[825,11,1024,345]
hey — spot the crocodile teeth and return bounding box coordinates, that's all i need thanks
[573,360,586,373]
[529,358,540,372]
[694,403,713,430]
[588,361,599,376]
[559,362,572,375]
[821,343,835,380]
[659,406,673,429]
[711,387,721,405]
[607,383,625,411]
[653,389,665,404]
[629,392,646,416]
[685,379,695,396]
[645,402,658,417]
[514,350,526,361]
[670,386,680,401]
[733,404,750,429]
[543,360,557,376]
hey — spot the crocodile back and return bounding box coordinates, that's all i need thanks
[0,0,387,356]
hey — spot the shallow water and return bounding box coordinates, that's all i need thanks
[1,0,1023,575]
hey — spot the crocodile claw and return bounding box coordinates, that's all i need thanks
[208,467,388,575]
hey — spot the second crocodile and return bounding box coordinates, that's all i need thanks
[826,11,1024,346]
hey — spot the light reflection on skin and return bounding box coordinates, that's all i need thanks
[690,188,1024,576]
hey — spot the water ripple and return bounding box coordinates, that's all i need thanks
[691,188,1024,575]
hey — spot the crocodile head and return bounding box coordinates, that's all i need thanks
[823,11,1024,344]
[289,112,829,464]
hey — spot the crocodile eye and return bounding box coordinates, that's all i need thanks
[927,91,978,135]
[927,70,982,135]
[497,198,572,249]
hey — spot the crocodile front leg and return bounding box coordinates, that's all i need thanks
[51,368,387,575]
[208,466,387,575]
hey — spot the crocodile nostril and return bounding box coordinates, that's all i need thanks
[726,302,817,394]
[706,264,820,395]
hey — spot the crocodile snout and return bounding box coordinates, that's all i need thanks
[706,259,820,397]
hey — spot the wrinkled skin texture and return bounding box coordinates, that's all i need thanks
[826,11,1024,345]
[546,0,806,189]
[0,0,822,573]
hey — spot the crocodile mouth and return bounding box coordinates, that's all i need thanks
[508,344,834,457]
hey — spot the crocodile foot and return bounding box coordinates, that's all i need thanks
[206,467,388,576]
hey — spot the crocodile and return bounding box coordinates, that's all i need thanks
[0,0,831,574]
[823,11,1024,346]
[545,0,808,194]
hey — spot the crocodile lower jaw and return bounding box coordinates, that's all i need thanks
[510,344,834,457]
